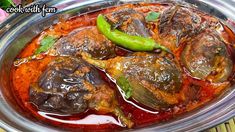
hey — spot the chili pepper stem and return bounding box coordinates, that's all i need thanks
[97,14,171,53]
[154,44,173,54]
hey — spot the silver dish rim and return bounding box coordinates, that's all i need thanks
[0,0,234,131]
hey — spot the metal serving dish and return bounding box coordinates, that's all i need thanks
[0,0,234,131]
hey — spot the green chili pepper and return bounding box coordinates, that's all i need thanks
[97,14,170,52]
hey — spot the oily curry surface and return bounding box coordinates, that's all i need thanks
[11,3,235,130]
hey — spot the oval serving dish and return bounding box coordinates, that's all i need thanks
[0,0,235,131]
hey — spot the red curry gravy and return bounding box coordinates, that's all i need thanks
[10,3,235,131]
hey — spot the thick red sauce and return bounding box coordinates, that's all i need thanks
[10,3,235,131]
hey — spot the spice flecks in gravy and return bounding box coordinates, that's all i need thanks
[10,3,235,130]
